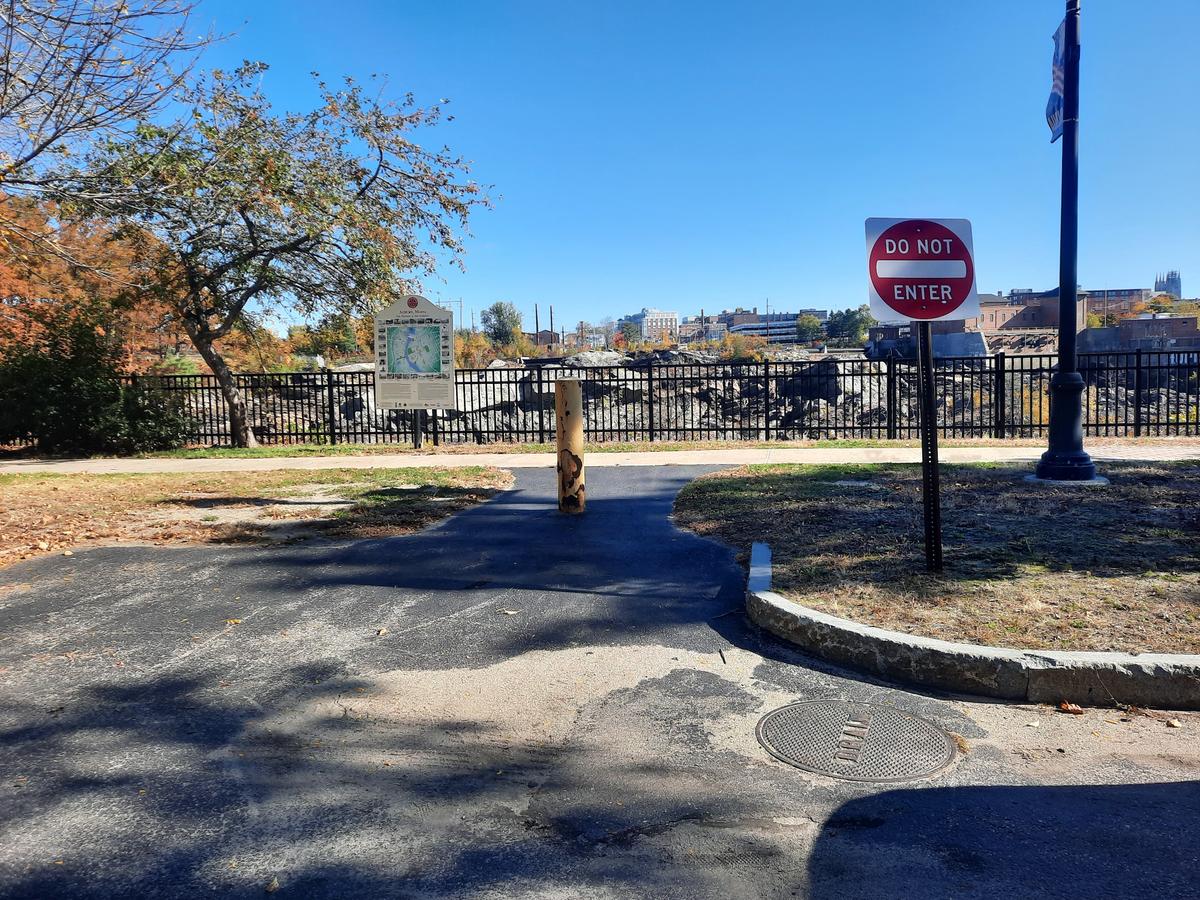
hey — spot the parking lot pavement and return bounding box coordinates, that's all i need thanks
[1,466,1197,899]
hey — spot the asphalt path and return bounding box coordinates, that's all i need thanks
[1,466,1197,899]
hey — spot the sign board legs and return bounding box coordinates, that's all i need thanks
[555,379,585,514]
[412,409,424,450]
[916,322,943,572]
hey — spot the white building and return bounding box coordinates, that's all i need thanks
[619,307,679,342]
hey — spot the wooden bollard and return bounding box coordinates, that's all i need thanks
[555,378,585,513]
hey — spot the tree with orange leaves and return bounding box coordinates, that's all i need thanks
[0,195,179,369]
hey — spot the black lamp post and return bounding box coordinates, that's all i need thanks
[1036,0,1096,481]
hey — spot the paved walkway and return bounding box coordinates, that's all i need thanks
[3,439,1198,475]
[1,466,1196,898]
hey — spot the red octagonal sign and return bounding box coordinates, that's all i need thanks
[865,218,978,322]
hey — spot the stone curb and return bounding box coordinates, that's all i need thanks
[746,542,1200,709]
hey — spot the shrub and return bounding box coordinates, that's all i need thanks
[148,351,200,375]
[0,311,192,454]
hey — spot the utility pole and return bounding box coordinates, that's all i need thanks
[534,304,540,346]
[549,305,555,341]
[1036,0,1096,481]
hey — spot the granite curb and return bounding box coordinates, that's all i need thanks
[747,542,1200,709]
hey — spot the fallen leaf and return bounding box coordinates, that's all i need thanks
[62,550,73,557]
[1166,719,1183,729]
[1059,701,1084,715]
[1025,721,1040,728]
[265,876,279,893]
[36,541,49,551]
[375,627,388,636]
[225,618,242,626]
[499,608,521,616]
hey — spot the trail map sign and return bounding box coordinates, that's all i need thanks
[374,295,455,410]
[865,218,978,323]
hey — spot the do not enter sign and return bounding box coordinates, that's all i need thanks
[865,218,978,322]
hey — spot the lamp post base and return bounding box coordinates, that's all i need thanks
[1034,449,1097,481]
[1035,371,1097,481]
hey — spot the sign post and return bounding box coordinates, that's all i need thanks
[866,217,979,572]
[915,320,942,571]
[374,295,456,448]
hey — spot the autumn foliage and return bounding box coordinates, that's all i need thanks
[0,197,182,370]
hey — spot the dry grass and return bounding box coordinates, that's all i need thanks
[674,462,1200,653]
[0,467,512,568]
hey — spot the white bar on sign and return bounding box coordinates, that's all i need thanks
[875,260,967,278]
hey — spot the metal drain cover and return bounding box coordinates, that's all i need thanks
[756,699,957,783]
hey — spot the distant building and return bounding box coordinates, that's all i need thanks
[865,322,989,359]
[973,289,1086,331]
[678,318,727,342]
[1155,270,1183,299]
[523,329,559,346]
[728,320,807,344]
[713,306,828,328]
[1080,314,1200,353]
[617,307,679,342]
[1081,288,1152,320]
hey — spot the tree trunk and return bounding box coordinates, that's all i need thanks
[184,322,258,448]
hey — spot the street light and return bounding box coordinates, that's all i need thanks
[1036,0,1097,481]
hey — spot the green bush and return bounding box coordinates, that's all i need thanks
[0,312,193,455]
[148,351,200,375]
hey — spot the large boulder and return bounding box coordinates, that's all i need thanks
[776,359,843,404]
[562,350,630,368]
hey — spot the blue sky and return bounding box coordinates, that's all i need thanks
[198,0,1198,330]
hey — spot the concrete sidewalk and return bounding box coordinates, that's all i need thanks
[2,440,1198,475]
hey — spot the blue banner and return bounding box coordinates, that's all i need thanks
[1046,19,1065,142]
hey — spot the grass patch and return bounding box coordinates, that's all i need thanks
[673,462,1200,654]
[0,466,512,568]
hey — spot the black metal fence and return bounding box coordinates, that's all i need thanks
[123,350,1199,447]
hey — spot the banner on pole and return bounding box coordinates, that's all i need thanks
[1046,18,1066,142]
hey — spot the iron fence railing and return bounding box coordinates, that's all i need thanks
[94,350,1200,448]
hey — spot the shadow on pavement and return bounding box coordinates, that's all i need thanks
[808,780,1200,900]
[0,664,808,898]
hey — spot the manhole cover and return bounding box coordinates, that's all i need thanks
[756,699,957,783]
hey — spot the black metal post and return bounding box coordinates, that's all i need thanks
[536,366,546,444]
[646,366,655,442]
[325,369,337,445]
[413,409,424,449]
[917,322,943,572]
[993,351,1007,439]
[762,359,771,440]
[1133,348,1144,437]
[1036,0,1096,480]
[885,356,898,440]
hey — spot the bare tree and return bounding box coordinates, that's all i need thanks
[0,0,211,246]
